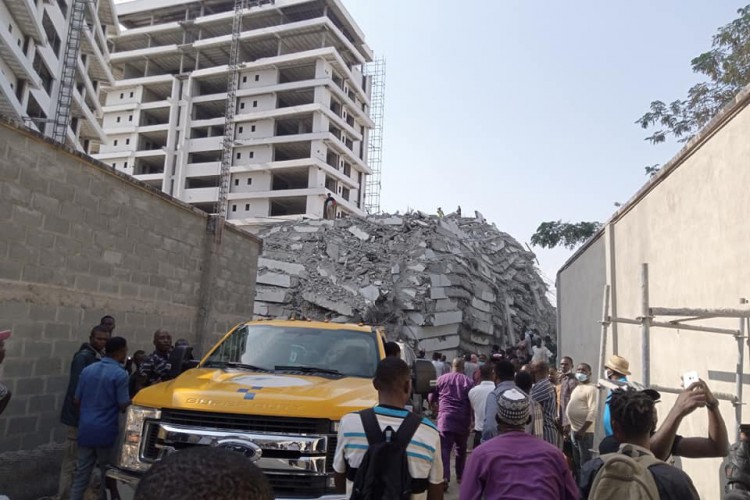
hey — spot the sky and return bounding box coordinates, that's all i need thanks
[340,0,746,295]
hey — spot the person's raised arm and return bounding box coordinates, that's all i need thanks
[672,380,729,458]
[650,382,706,460]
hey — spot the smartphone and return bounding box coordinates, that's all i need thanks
[682,370,700,388]
[0,330,10,341]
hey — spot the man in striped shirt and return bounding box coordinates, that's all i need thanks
[334,357,444,500]
[530,361,561,448]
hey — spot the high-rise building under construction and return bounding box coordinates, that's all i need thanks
[0,0,118,150]
[93,0,378,228]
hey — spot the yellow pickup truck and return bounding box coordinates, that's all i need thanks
[108,319,434,499]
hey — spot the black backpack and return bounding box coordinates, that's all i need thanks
[725,440,750,493]
[346,408,427,500]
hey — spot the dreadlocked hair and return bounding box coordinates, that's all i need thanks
[609,390,656,439]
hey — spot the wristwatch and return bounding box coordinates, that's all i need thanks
[706,400,719,410]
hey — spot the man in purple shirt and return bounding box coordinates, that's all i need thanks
[460,388,578,500]
[435,357,473,490]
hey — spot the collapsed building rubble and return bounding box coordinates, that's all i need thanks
[253,212,556,356]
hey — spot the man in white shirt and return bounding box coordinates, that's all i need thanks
[468,363,495,448]
[565,362,597,482]
[431,352,445,377]
[334,357,444,500]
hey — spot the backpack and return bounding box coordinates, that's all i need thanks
[589,446,661,500]
[725,441,750,493]
[346,408,426,500]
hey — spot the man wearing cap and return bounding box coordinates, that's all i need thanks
[460,388,578,499]
[602,354,630,437]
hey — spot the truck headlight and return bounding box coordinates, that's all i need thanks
[118,405,161,472]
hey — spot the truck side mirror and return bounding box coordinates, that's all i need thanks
[413,359,437,395]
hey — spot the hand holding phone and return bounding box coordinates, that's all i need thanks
[682,371,700,389]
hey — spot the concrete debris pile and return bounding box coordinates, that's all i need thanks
[253,212,556,355]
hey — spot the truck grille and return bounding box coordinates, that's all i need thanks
[267,473,328,498]
[142,410,337,497]
[160,409,330,434]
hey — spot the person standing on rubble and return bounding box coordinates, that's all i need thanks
[323,193,336,220]
[437,207,445,218]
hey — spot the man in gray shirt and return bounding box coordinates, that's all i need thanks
[481,359,517,442]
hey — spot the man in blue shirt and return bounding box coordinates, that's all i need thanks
[602,355,630,437]
[70,337,130,500]
[57,324,109,500]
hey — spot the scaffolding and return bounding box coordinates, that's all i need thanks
[51,0,87,145]
[364,57,386,215]
[599,263,750,439]
[214,0,248,241]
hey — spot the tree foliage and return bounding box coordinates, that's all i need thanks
[644,164,661,178]
[530,221,602,250]
[636,5,750,144]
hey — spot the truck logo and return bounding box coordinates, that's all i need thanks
[214,438,263,463]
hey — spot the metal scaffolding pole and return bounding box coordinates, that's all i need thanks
[51,0,87,145]
[600,263,750,439]
[364,57,385,215]
[641,263,651,386]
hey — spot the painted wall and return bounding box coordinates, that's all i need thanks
[557,234,606,371]
[557,90,750,499]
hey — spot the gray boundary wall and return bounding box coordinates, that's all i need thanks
[0,118,261,495]
[557,87,750,498]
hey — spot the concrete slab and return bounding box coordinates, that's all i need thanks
[258,257,306,276]
[293,226,320,233]
[421,335,460,351]
[430,274,451,287]
[430,287,447,299]
[411,324,461,339]
[360,285,380,302]
[255,287,288,303]
[348,226,370,241]
[471,297,492,313]
[434,299,458,312]
[432,310,463,326]
[301,291,353,316]
[256,272,291,288]
[378,216,403,225]
[406,312,425,325]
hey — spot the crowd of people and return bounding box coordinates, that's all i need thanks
[52,315,192,500]
[1,317,741,499]
[382,339,731,499]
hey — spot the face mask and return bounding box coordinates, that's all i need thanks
[575,372,589,383]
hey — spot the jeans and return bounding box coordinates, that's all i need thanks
[70,445,113,500]
[571,432,594,483]
[57,425,78,500]
[440,430,469,483]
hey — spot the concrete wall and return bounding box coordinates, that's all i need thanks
[557,88,750,499]
[557,234,606,370]
[0,118,261,497]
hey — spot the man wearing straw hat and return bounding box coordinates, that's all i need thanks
[602,355,630,437]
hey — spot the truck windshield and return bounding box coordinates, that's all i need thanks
[203,325,379,378]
